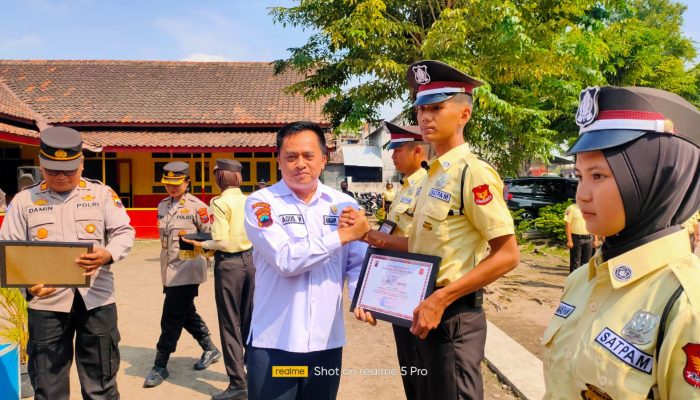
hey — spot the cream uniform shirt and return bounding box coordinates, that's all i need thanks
[543,229,700,400]
[565,203,590,235]
[157,192,211,287]
[0,178,135,312]
[210,188,252,253]
[386,168,427,238]
[409,143,514,286]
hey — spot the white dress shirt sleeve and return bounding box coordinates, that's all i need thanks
[346,239,367,301]
[244,194,342,277]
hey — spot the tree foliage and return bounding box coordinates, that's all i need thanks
[271,0,698,175]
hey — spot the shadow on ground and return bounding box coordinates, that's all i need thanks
[120,345,229,397]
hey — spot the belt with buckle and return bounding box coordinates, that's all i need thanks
[215,248,252,260]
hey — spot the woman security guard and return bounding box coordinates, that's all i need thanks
[184,159,255,400]
[144,161,221,388]
[543,86,700,399]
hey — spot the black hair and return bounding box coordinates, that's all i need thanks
[276,121,326,153]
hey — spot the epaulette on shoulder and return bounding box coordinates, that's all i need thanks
[671,258,700,309]
[23,180,43,191]
[83,177,105,185]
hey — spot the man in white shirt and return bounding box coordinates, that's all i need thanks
[243,121,369,400]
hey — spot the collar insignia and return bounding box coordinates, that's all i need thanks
[613,265,632,282]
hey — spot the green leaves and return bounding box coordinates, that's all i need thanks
[271,0,698,174]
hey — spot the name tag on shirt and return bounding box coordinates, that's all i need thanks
[400,196,412,204]
[324,215,339,225]
[280,214,305,225]
[554,302,576,318]
[428,188,451,203]
[595,327,653,374]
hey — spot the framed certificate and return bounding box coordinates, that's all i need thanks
[350,247,441,327]
[377,220,396,235]
[0,241,93,288]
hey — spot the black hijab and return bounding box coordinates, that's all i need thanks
[601,133,700,259]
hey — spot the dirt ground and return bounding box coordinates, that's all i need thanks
[25,240,568,399]
[484,244,568,360]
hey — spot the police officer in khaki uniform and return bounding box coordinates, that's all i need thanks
[185,159,254,400]
[144,161,221,388]
[351,61,520,399]
[564,202,599,273]
[543,86,700,400]
[0,126,135,399]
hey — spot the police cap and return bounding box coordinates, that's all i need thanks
[39,127,83,171]
[383,121,423,150]
[214,159,242,172]
[161,161,190,185]
[567,86,700,155]
[407,60,484,106]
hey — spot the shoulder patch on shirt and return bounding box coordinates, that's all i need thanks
[109,190,123,208]
[197,207,209,223]
[682,343,700,388]
[280,214,304,225]
[595,327,653,374]
[252,201,273,228]
[472,184,493,205]
[554,302,576,319]
[324,215,339,226]
[428,188,451,202]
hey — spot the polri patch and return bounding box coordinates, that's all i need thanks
[324,215,339,226]
[428,188,451,202]
[280,214,304,225]
[197,207,209,223]
[595,327,653,374]
[554,302,576,319]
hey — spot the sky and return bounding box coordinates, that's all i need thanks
[1,0,699,120]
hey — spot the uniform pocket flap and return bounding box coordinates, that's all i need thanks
[75,208,103,221]
[27,212,56,228]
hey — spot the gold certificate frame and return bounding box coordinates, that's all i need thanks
[0,241,92,288]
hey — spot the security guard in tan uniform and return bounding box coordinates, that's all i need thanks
[0,126,135,400]
[352,61,520,399]
[543,86,700,400]
[382,121,429,238]
[144,161,221,388]
[565,202,598,273]
[185,159,254,400]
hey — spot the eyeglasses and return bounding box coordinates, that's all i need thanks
[44,169,79,177]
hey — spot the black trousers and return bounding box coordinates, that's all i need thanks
[247,346,342,400]
[27,292,120,400]
[569,234,593,273]
[393,305,487,400]
[156,284,210,360]
[214,249,255,388]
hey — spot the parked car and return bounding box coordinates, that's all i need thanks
[504,176,577,219]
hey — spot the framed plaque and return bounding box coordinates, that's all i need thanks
[350,247,441,327]
[0,241,93,288]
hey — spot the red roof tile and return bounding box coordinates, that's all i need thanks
[0,60,326,125]
[81,130,276,150]
[0,81,35,121]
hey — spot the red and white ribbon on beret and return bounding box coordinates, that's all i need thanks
[580,110,675,134]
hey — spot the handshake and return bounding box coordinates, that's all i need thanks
[337,206,372,245]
